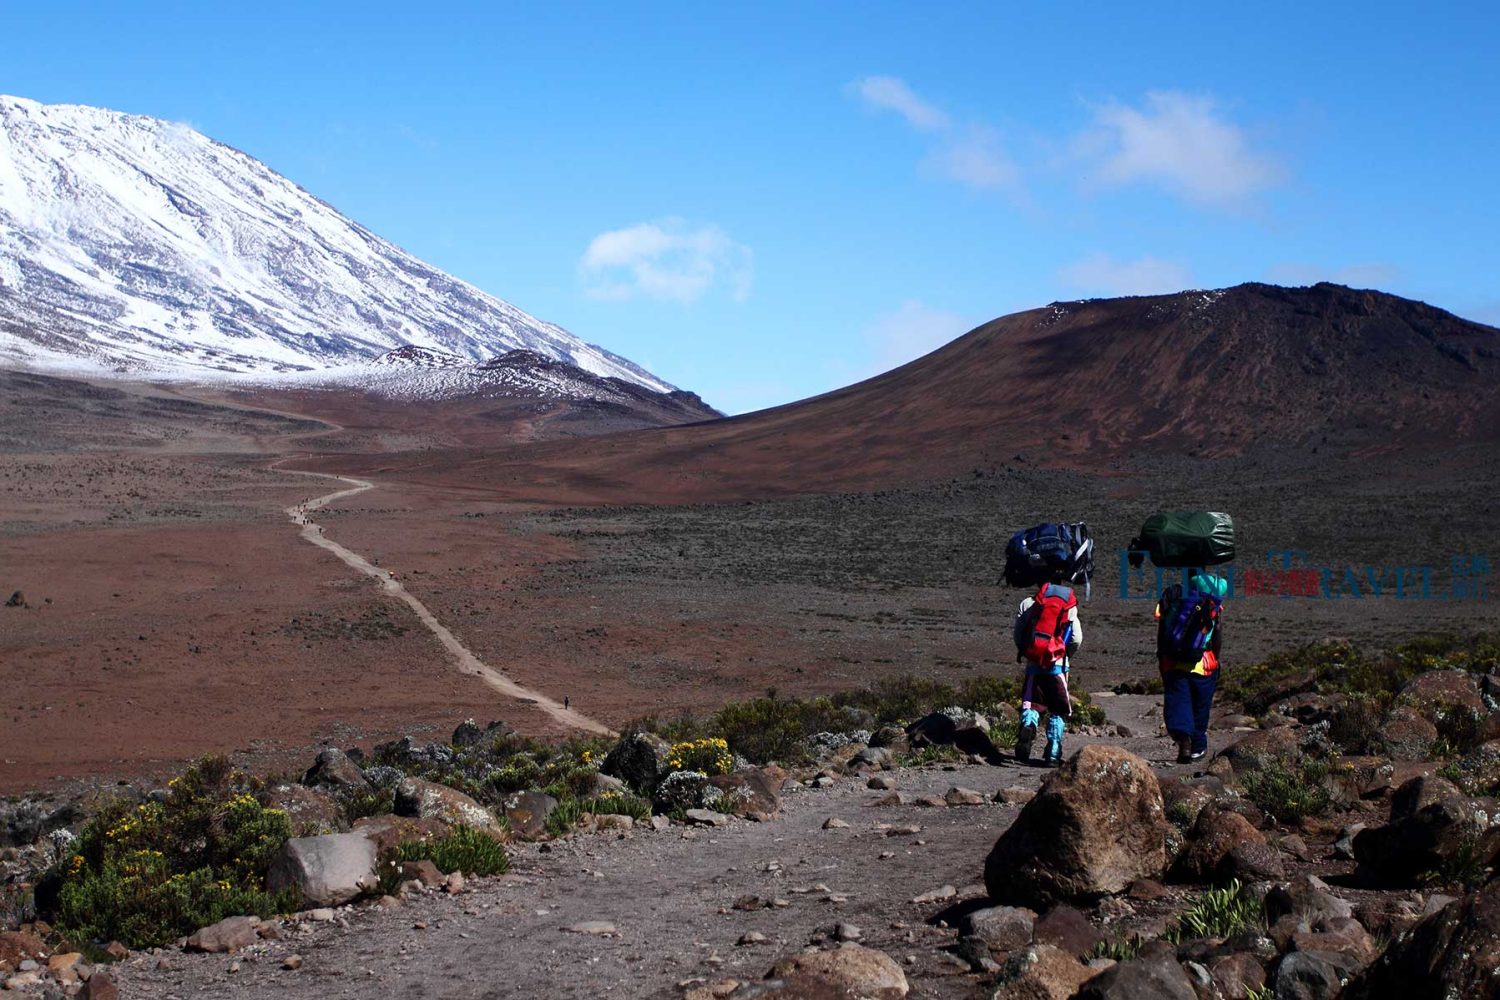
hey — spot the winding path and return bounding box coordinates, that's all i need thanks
[278,465,615,737]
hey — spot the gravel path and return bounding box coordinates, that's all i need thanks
[113,697,1184,1000]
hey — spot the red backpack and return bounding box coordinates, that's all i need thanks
[1019,583,1077,667]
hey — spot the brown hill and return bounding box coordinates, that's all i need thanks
[308,283,1500,502]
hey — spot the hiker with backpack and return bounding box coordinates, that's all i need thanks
[1156,568,1228,764]
[1004,522,1093,767]
[1013,580,1083,766]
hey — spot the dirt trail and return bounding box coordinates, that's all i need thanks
[277,463,615,737]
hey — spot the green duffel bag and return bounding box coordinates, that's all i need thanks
[1129,512,1235,568]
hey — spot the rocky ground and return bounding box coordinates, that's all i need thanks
[2,682,1492,999]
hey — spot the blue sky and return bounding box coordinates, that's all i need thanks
[6,2,1497,412]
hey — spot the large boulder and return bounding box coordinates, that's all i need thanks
[1353,775,1500,884]
[1173,807,1268,882]
[266,832,378,906]
[264,783,341,835]
[707,766,785,821]
[501,790,557,840]
[394,778,502,835]
[1342,880,1500,999]
[1396,670,1488,725]
[984,746,1167,908]
[1448,740,1500,797]
[1379,707,1439,761]
[601,732,673,795]
[1072,950,1197,1000]
[301,748,369,791]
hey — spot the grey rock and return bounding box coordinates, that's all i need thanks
[266,833,378,907]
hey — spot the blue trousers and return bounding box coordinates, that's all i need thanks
[1162,670,1218,754]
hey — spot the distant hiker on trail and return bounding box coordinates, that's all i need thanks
[1013,580,1083,767]
[1156,568,1227,764]
[563,695,570,711]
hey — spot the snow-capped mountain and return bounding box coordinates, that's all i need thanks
[0,95,671,391]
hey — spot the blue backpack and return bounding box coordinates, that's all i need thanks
[1004,522,1094,598]
[1159,583,1221,660]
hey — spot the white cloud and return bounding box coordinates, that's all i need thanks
[1058,254,1194,297]
[580,219,752,304]
[849,75,950,132]
[861,300,974,376]
[1265,262,1402,289]
[1080,91,1282,205]
[923,125,1020,193]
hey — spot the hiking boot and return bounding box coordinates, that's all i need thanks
[1043,741,1062,767]
[1175,737,1192,764]
[1015,722,1036,763]
[1188,749,1207,763]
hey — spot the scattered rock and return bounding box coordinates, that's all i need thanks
[1381,707,1439,761]
[944,786,985,806]
[501,790,558,840]
[396,778,503,835]
[833,923,862,942]
[264,782,342,835]
[1396,670,1488,725]
[822,817,849,830]
[1209,952,1267,999]
[990,943,1093,1000]
[910,885,956,904]
[184,915,260,953]
[282,954,304,970]
[601,732,673,795]
[4,591,23,608]
[995,786,1036,806]
[907,710,1002,762]
[1072,949,1197,1000]
[984,746,1168,908]
[684,808,732,827]
[300,748,369,791]
[1173,807,1268,882]
[83,973,119,1000]
[707,766,786,820]
[1343,879,1500,999]
[962,906,1035,954]
[399,859,444,887]
[266,832,378,907]
[1271,949,1363,1000]
[565,921,618,936]
[351,814,450,854]
[737,931,767,946]
[1033,904,1102,959]
[763,943,908,999]
[0,931,48,972]
[1353,775,1500,884]
[868,775,897,790]
[1126,879,1169,902]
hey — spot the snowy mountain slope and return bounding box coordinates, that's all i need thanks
[270,345,717,417]
[0,95,672,392]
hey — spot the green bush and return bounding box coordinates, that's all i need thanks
[52,756,297,949]
[1171,879,1261,940]
[1241,754,1336,823]
[395,825,509,877]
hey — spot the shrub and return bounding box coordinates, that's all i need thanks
[395,825,509,877]
[1171,879,1261,940]
[1241,754,1336,824]
[667,738,734,776]
[51,756,297,949]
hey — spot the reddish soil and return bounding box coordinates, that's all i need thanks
[4,284,1499,795]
